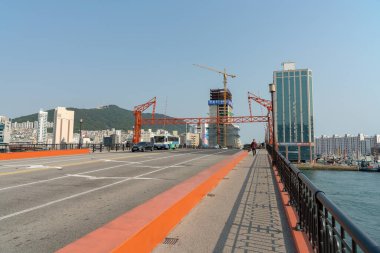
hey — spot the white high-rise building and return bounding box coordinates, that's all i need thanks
[0,116,11,144]
[200,123,209,147]
[37,110,48,144]
[53,107,75,144]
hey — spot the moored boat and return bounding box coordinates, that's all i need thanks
[358,160,380,172]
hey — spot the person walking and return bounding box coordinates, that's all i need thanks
[250,139,258,156]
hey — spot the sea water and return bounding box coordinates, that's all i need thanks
[302,170,380,245]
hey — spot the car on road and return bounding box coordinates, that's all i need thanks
[132,142,154,152]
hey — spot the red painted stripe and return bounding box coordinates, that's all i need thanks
[56,151,248,253]
[0,149,90,160]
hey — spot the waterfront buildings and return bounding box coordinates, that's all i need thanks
[37,110,48,144]
[208,89,240,148]
[273,62,315,162]
[315,134,380,158]
[0,116,11,144]
[53,107,75,144]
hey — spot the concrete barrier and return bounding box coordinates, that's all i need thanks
[0,149,90,160]
[57,151,248,253]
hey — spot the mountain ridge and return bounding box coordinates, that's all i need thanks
[12,105,186,133]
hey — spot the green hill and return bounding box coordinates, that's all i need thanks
[13,105,186,133]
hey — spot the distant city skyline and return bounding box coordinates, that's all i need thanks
[1,1,380,144]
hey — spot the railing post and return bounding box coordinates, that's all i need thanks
[295,172,303,231]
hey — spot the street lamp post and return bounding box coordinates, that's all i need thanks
[79,118,83,149]
[269,83,277,151]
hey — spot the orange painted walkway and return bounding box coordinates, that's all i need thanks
[0,149,90,160]
[154,149,311,253]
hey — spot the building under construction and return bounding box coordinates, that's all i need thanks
[208,89,241,148]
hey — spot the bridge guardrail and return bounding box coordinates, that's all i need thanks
[267,144,380,253]
[0,143,200,153]
[0,143,90,153]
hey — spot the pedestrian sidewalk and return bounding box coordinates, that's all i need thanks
[153,150,295,253]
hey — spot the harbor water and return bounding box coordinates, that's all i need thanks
[302,170,380,245]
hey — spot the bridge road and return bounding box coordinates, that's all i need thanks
[0,149,239,253]
[154,150,295,253]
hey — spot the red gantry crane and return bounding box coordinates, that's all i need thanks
[133,95,270,146]
[133,97,156,144]
[248,92,273,144]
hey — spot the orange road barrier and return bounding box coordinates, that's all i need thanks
[0,149,90,160]
[270,159,313,253]
[57,151,248,253]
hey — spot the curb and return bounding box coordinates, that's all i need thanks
[269,157,313,253]
[56,151,248,253]
[0,149,90,160]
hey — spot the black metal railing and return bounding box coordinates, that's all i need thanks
[0,143,222,154]
[267,144,380,253]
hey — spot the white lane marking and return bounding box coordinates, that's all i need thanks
[135,150,229,179]
[26,165,61,169]
[0,150,207,192]
[0,152,139,168]
[0,163,137,192]
[0,164,63,170]
[101,159,141,164]
[133,177,160,180]
[66,174,158,180]
[0,156,93,167]
[0,179,132,222]
[66,174,129,180]
[135,165,162,169]
[0,150,228,221]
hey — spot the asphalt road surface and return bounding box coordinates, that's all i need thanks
[0,149,239,253]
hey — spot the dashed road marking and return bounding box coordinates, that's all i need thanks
[0,150,207,191]
[0,150,228,221]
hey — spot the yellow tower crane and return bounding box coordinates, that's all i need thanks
[193,64,237,148]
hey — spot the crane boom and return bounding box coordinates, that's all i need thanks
[193,64,236,78]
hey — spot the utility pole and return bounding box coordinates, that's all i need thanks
[79,118,83,149]
[269,83,277,151]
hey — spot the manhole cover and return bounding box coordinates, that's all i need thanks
[163,237,179,245]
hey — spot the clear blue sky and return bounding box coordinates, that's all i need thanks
[1,1,379,143]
